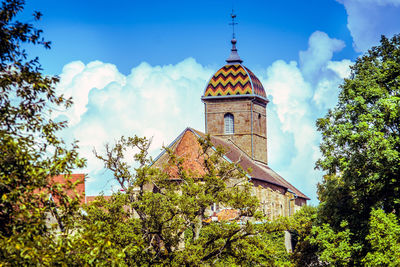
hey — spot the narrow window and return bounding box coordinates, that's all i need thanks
[224,113,234,134]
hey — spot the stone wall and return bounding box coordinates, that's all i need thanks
[204,98,268,164]
[253,183,300,219]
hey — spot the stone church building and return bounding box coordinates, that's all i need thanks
[152,37,309,220]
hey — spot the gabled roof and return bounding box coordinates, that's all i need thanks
[152,128,309,200]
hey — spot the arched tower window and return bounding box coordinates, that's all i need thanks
[224,113,234,134]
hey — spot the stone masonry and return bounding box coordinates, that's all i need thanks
[204,98,268,164]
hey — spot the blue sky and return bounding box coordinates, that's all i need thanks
[25,0,355,74]
[21,0,400,204]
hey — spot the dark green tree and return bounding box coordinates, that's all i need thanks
[289,205,320,266]
[0,0,85,264]
[315,34,400,263]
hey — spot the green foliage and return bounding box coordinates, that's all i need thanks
[316,34,400,264]
[362,209,400,266]
[85,135,291,265]
[289,205,320,266]
[0,0,85,264]
[309,221,362,266]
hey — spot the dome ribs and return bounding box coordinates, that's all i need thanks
[244,67,267,98]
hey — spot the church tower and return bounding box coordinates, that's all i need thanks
[201,36,269,164]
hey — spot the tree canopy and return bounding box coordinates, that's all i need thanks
[0,3,291,265]
[315,34,400,264]
[0,0,84,263]
[82,135,291,266]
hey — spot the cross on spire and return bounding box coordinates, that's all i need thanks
[226,10,242,64]
[229,10,237,39]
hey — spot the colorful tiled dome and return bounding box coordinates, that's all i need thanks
[202,39,267,101]
[203,64,266,98]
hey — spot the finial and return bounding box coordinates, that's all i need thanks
[229,10,237,39]
[226,10,243,64]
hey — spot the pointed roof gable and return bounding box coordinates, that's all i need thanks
[152,128,206,179]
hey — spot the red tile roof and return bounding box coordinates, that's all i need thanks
[49,174,86,204]
[216,209,240,221]
[203,209,240,223]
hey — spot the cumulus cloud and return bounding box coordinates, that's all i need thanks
[55,61,126,126]
[56,58,213,195]
[337,0,400,52]
[264,60,312,132]
[299,31,345,83]
[258,31,352,202]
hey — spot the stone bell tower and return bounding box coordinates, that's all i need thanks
[201,37,269,164]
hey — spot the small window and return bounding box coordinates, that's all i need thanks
[224,113,234,134]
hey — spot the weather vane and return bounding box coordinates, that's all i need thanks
[229,10,237,39]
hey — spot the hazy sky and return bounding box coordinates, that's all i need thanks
[21,0,400,204]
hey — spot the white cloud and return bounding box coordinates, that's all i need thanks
[55,61,126,125]
[260,61,320,201]
[259,31,352,203]
[263,60,312,133]
[56,58,213,195]
[326,60,353,79]
[312,59,352,109]
[337,0,400,52]
[299,31,345,83]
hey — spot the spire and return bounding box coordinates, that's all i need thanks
[226,38,243,64]
[226,10,243,64]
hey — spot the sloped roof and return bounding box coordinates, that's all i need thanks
[49,174,86,204]
[152,128,309,200]
[152,129,206,178]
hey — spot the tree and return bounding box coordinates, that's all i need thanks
[0,0,84,264]
[315,34,400,263]
[309,221,362,266]
[289,205,320,266]
[80,135,291,266]
[362,208,400,266]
